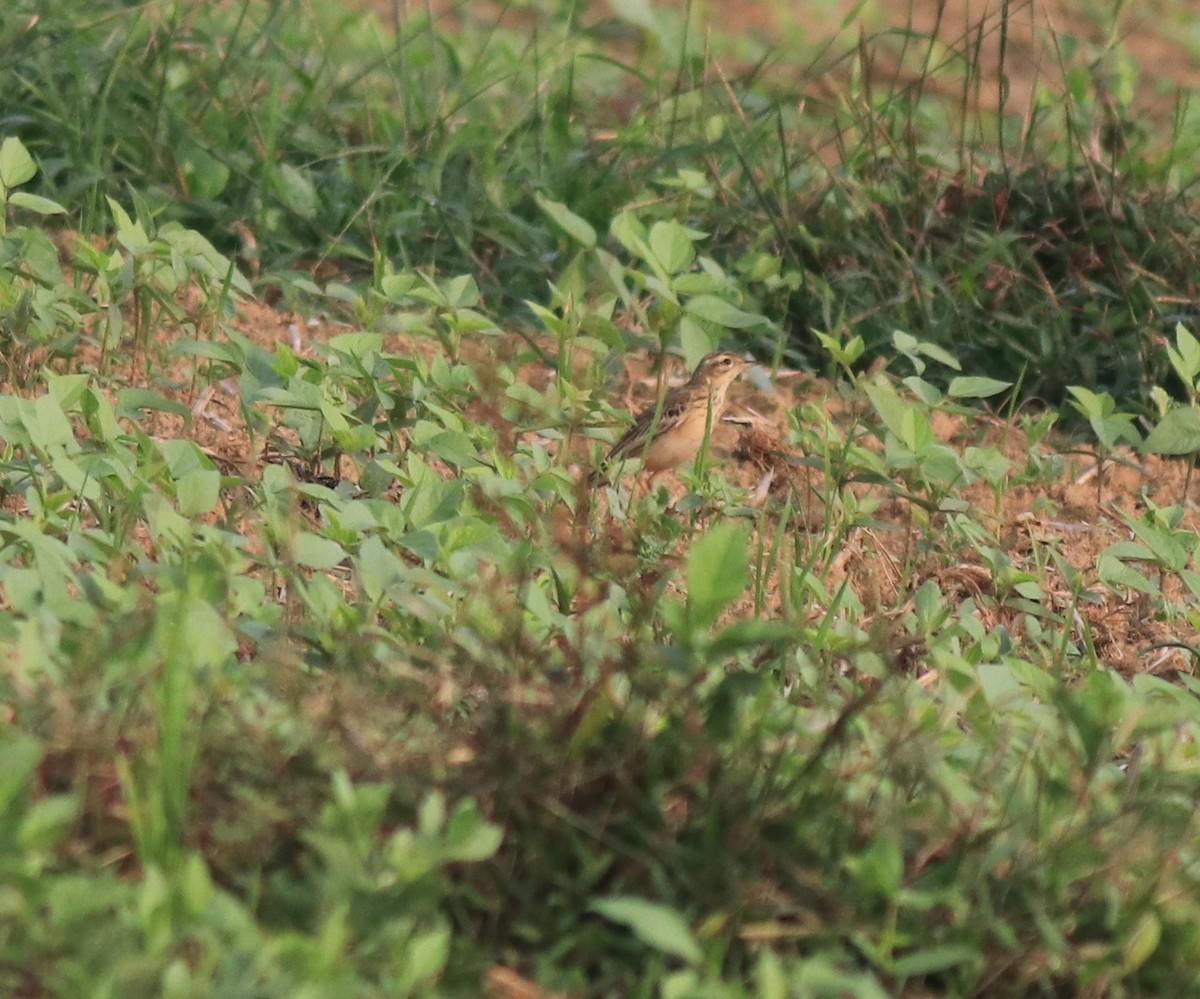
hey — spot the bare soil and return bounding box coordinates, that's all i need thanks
[400,0,1200,123]
[39,0,1200,694]
[78,288,1199,683]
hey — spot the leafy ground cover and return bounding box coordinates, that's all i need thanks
[5,0,1200,996]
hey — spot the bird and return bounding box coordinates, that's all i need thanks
[590,351,750,485]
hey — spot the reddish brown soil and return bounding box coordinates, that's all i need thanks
[29,3,1200,703]
[58,278,1198,684]
[396,0,1200,124]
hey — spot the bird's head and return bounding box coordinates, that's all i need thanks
[690,351,750,390]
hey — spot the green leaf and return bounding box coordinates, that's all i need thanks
[890,944,978,976]
[534,193,597,248]
[1067,385,1105,419]
[1142,406,1200,456]
[610,211,650,259]
[356,535,406,602]
[948,375,1011,398]
[421,429,483,468]
[912,338,961,371]
[441,273,479,309]
[0,734,42,811]
[443,801,504,862]
[686,522,748,630]
[845,838,902,898]
[117,388,193,422]
[865,380,930,452]
[48,373,90,411]
[175,468,220,516]
[26,393,74,450]
[678,316,716,367]
[963,446,1010,484]
[1119,911,1162,975]
[755,949,786,999]
[590,897,702,964]
[294,533,348,570]
[19,794,79,851]
[1167,322,1200,385]
[399,924,451,989]
[1097,554,1156,596]
[107,197,152,253]
[648,220,696,274]
[275,163,318,219]
[684,294,765,329]
[0,136,37,189]
[813,328,864,366]
[176,137,231,200]
[9,192,67,216]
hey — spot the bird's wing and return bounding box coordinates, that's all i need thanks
[607,389,689,462]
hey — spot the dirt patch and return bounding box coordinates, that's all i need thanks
[398,0,1198,126]
[16,245,1192,684]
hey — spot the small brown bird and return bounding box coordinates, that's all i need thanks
[591,351,750,484]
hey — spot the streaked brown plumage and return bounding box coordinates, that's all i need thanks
[591,351,749,484]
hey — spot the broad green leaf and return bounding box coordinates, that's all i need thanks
[1119,911,1162,975]
[441,273,479,309]
[26,392,73,450]
[275,163,317,219]
[1115,515,1190,571]
[890,945,979,976]
[45,874,133,927]
[813,328,864,366]
[443,801,504,862]
[1067,385,1105,419]
[684,294,765,329]
[0,136,36,188]
[328,331,386,360]
[117,388,193,422]
[975,661,1025,706]
[949,375,1011,398]
[610,212,651,262]
[902,375,942,407]
[534,193,597,248]
[9,192,66,215]
[48,373,90,411]
[317,397,351,431]
[1167,322,1200,384]
[912,338,961,371]
[399,924,451,989]
[176,137,230,200]
[18,794,79,851]
[963,445,1010,483]
[865,380,931,452]
[49,454,102,501]
[0,734,42,810]
[106,197,152,253]
[678,315,716,368]
[590,897,702,965]
[1097,554,1156,596]
[419,791,447,835]
[755,949,786,999]
[648,220,696,274]
[1142,406,1200,456]
[686,522,748,630]
[421,429,484,468]
[294,533,348,570]
[356,535,405,602]
[176,468,220,516]
[845,838,902,898]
